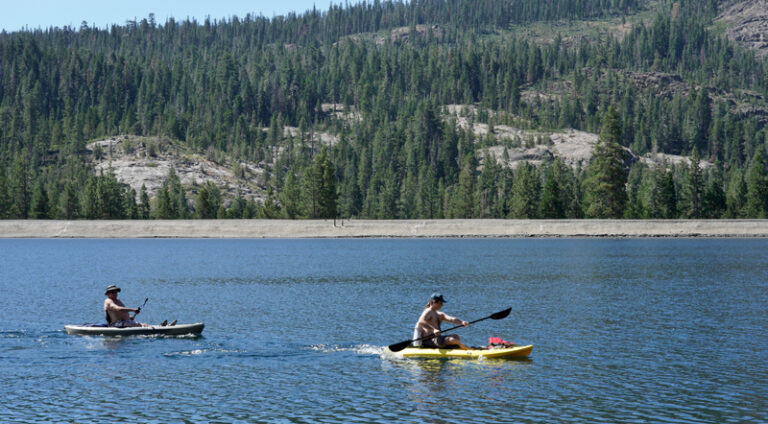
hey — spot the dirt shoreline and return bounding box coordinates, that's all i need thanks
[1,219,768,238]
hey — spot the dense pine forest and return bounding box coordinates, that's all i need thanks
[1,0,767,220]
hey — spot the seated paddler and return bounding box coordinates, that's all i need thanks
[103,285,149,328]
[413,293,470,349]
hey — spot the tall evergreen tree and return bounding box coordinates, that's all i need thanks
[9,156,31,219]
[538,158,567,218]
[454,158,477,218]
[259,187,282,219]
[681,148,703,218]
[97,170,128,219]
[702,164,726,218]
[29,179,49,219]
[139,184,151,219]
[655,168,678,219]
[509,162,540,219]
[745,151,768,218]
[691,88,711,154]
[0,165,10,218]
[59,181,81,220]
[124,189,139,219]
[582,107,628,218]
[280,172,304,219]
[195,182,222,219]
[155,186,173,219]
[725,169,747,218]
[81,177,100,219]
[304,147,338,219]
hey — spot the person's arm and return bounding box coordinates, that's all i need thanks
[438,311,469,327]
[105,299,140,313]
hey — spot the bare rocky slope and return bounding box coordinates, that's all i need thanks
[88,136,267,203]
[88,105,706,204]
[718,0,768,56]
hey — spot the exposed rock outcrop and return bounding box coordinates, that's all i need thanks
[87,136,266,203]
[718,0,768,56]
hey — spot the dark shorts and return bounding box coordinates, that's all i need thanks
[422,335,448,348]
[111,319,142,328]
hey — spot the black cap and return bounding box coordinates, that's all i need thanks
[430,292,447,303]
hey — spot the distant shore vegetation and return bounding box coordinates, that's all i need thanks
[1,0,767,219]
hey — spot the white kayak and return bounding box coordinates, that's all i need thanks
[64,322,204,336]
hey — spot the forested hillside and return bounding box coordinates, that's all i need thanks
[1,0,767,220]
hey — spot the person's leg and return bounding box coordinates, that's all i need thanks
[444,335,470,350]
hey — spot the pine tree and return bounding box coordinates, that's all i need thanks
[624,164,645,219]
[304,147,338,219]
[156,186,173,219]
[582,107,628,218]
[124,189,139,219]
[509,162,540,219]
[745,151,768,218]
[681,148,703,218]
[318,148,339,219]
[280,172,304,219]
[725,169,747,218]
[454,158,477,218]
[656,168,678,219]
[702,165,726,218]
[59,181,81,220]
[97,170,128,219]
[29,179,49,219]
[81,177,100,219]
[139,184,151,219]
[0,164,9,219]
[417,165,440,219]
[538,158,567,218]
[166,168,189,219]
[260,187,282,218]
[196,182,221,219]
[691,88,711,154]
[9,156,31,218]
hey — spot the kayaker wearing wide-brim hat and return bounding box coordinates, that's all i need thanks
[413,293,470,350]
[104,285,148,328]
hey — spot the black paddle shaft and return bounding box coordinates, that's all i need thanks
[388,307,511,352]
[131,298,148,319]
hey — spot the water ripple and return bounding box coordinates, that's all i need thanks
[2,239,768,423]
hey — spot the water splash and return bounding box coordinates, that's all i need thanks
[307,344,386,355]
[163,347,243,357]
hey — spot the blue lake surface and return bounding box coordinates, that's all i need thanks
[1,238,767,423]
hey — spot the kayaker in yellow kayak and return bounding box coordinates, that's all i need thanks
[413,293,470,349]
[104,285,149,328]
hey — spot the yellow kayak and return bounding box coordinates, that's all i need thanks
[395,344,533,359]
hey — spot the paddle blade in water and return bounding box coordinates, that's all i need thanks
[388,340,413,353]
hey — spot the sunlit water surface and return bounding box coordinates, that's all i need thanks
[1,239,766,423]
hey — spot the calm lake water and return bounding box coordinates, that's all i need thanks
[1,238,766,423]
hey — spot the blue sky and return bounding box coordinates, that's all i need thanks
[1,0,355,32]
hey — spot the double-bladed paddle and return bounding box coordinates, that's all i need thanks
[388,307,512,352]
